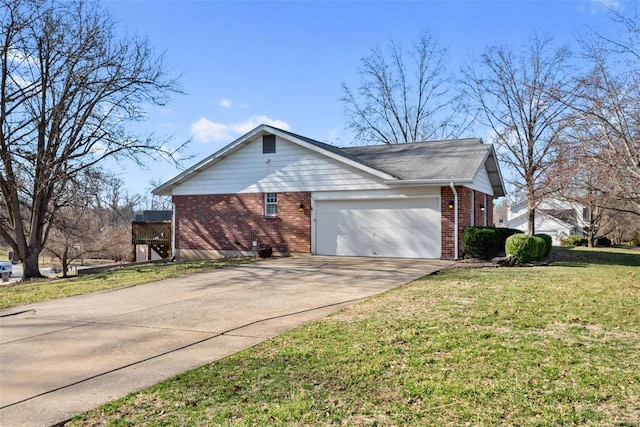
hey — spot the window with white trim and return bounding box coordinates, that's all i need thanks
[265,193,277,217]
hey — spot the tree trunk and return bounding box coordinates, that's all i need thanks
[22,247,43,279]
[61,247,69,278]
[527,186,536,236]
[527,208,536,236]
[587,200,597,247]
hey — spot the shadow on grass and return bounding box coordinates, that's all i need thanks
[549,246,640,268]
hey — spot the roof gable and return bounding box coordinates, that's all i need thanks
[154,125,506,197]
[153,125,394,196]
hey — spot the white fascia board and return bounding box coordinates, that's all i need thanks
[485,145,507,197]
[473,145,506,198]
[268,128,396,181]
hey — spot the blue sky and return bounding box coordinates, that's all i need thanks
[102,0,628,197]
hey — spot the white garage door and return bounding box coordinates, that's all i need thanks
[314,197,441,258]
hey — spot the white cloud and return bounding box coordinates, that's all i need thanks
[590,0,620,13]
[219,98,233,109]
[158,144,180,162]
[191,118,233,142]
[191,116,291,143]
[325,127,346,145]
[90,140,107,156]
[232,115,291,134]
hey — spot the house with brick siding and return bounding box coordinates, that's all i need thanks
[153,124,506,260]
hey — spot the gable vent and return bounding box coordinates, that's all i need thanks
[263,135,276,154]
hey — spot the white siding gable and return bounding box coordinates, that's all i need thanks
[467,164,494,195]
[507,214,575,245]
[172,136,389,195]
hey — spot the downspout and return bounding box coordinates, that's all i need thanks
[171,202,176,260]
[450,182,459,260]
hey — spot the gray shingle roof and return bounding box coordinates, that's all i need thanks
[340,138,487,181]
[270,127,504,197]
[273,127,486,180]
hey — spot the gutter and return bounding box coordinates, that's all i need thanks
[450,182,459,260]
[384,178,473,186]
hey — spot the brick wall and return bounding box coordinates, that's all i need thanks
[473,191,494,227]
[173,193,311,254]
[441,186,494,259]
[174,188,494,260]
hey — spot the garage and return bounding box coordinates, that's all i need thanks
[314,197,441,258]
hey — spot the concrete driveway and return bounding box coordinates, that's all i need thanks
[0,256,451,426]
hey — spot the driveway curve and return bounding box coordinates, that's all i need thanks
[0,256,451,426]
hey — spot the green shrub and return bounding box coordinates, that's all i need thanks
[561,235,588,247]
[632,233,640,247]
[535,233,552,258]
[534,236,547,260]
[595,236,612,247]
[506,234,546,263]
[462,227,497,260]
[494,228,523,254]
[462,227,524,259]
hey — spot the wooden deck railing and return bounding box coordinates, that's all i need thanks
[131,221,172,259]
[131,221,171,245]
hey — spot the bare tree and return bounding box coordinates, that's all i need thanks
[147,178,172,210]
[46,204,96,277]
[461,33,578,235]
[97,176,143,225]
[44,170,131,275]
[571,11,640,216]
[603,209,640,245]
[342,31,470,144]
[0,0,185,279]
[547,106,635,246]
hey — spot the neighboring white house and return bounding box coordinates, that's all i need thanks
[505,198,587,245]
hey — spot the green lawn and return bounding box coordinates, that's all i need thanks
[67,247,640,426]
[0,258,254,309]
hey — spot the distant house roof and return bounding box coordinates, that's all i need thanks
[153,124,506,197]
[134,210,172,222]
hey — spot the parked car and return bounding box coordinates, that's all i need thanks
[0,261,12,277]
